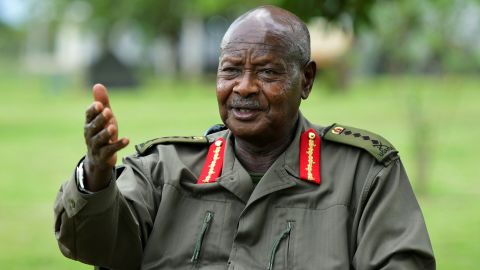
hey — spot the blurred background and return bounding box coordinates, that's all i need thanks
[0,0,479,269]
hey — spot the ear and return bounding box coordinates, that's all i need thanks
[301,60,316,100]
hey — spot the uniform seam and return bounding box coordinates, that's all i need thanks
[274,203,349,211]
[138,156,149,182]
[72,213,77,260]
[218,201,229,259]
[359,160,398,212]
[163,183,229,203]
[162,182,184,196]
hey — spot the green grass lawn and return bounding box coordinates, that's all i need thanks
[0,68,479,269]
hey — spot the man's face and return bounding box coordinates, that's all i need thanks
[216,27,305,142]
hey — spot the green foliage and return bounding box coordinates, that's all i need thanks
[50,0,382,41]
[190,0,381,30]
[0,23,23,57]
[365,0,480,73]
[14,0,480,74]
[278,0,379,30]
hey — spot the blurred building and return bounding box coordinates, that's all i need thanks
[12,0,480,87]
[21,1,231,87]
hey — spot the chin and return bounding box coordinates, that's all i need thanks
[225,118,268,141]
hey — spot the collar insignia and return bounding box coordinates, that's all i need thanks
[198,138,226,184]
[299,128,321,184]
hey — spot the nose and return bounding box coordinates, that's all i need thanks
[233,71,259,97]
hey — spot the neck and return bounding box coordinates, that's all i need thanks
[233,122,298,173]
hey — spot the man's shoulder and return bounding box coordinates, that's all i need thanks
[135,126,228,156]
[321,123,399,166]
[135,136,209,156]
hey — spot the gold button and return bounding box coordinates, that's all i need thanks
[332,127,344,135]
[215,140,223,147]
[308,132,316,139]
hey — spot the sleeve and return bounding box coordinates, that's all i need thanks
[53,154,161,270]
[352,159,436,270]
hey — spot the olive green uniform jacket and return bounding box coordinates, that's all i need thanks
[54,115,435,269]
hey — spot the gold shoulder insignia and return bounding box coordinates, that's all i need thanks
[324,124,399,165]
[135,136,208,156]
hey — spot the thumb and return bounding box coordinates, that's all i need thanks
[92,83,111,108]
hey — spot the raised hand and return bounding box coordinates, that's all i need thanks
[83,84,129,191]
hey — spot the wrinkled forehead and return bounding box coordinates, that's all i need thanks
[221,9,296,54]
[219,46,291,67]
[220,33,296,67]
[221,42,291,58]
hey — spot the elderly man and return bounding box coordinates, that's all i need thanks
[54,5,435,270]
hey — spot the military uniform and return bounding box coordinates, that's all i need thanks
[54,115,435,269]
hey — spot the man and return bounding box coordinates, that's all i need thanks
[54,5,435,270]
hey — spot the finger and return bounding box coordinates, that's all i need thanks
[102,108,118,142]
[85,102,104,124]
[92,83,111,108]
[100,138,129,164]
[108,119,119,142]
[84,108,113,140]
[91,125,116,150]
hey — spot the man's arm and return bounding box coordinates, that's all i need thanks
[54,84,151,269]
[352,160,436,269]
[54,163,145,269]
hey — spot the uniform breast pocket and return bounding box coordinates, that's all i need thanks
[270,205,350,270]
[267,219,296,270]
[143,188,230,269]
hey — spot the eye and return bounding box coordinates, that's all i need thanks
[219,67,241,78]
[258,68,282,80]
[260,69,277,75]
[221,67,236,72]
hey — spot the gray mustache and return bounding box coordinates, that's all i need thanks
[230,97,261,109]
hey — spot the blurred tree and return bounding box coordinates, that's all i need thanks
[192,0,381,30]
[38,0,480,75]
[0,22,22,60]
[50,0,383,53]
[46,0,383,84]
[278,0,379,31]
[365,0,480,74]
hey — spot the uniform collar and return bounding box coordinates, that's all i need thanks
[213,113,326,204]
[215,131,254,203]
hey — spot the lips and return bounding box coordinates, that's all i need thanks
[231,107,262,121]
[228,97,264,121]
